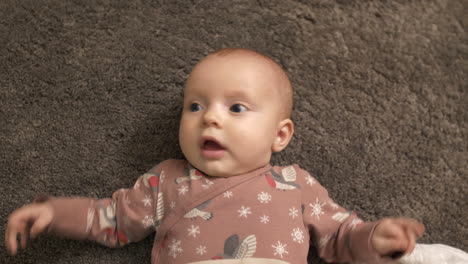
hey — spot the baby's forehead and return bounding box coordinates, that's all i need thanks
[189,55,281,92]
[208,49,280,72]
[186,49,293,117]
[193,51,287,87]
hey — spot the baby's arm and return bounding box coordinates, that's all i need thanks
[5,202,53,255]
[295,166,423,263]
[5,164,164,255]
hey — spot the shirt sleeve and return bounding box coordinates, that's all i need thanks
[43,162,165,248]
[296,165,386,263]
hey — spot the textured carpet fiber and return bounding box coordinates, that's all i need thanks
[1,1,467,263]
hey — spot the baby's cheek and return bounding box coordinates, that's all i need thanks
[179,133,195,159]
[240,138,272,164]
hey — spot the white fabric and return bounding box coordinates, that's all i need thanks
[188,244,468,264]
[188,258,289,264]
[397,244,468,264]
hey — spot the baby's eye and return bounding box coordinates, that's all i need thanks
[189,103,202,112]
[229,104,247,113]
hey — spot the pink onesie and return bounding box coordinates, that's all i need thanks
[44,159,387,263]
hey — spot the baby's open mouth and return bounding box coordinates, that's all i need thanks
[200,137,226,158]
[202,140,224,150]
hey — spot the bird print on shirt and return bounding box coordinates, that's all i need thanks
[212,234,257,259]
[184,200,213,220]
[97,202,129,245]
[143,172,160,192]
[265,166,301,190]
[176,165,204,184]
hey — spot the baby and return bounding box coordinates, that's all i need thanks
[5,48,425,264]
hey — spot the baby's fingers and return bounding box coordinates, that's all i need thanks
[396,218,425,236]
[5,217,26,256]
[388,218,424,256]
[20,225,31,250]
[5,203,50,255]
[400,219,424,255]
[404,228,417,255]
[4,227,16,256]
[30,214,51,239]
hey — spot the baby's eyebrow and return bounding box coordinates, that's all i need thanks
[183,90,205,101]
[224,88,253,101]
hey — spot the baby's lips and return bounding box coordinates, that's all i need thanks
[200,136,225,149]
[203,140,225,150]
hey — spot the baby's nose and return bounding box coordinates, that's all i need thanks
[203,108,222,127]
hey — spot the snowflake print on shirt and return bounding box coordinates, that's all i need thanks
[168,239,183,258]
[124,195,131,206]
[142,215,154,228]
[291,227,305,244]
[257,191,272,203]
[305,174,316,186]
[349,218,363,230]
[289,207,299,219]
[170,201,176,210]
[142,195,152,207]
[260,215,270,224]
[223,191,233,198]
[272,241,289,258]
[309,198,325,220]
[238,206,252,218]
[196,245,207,256]
[187,225,200,238]
[202,179,214,189]
[178,185,188,195]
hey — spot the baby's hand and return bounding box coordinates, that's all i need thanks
[5,202,54,256]
[371,218,425,259]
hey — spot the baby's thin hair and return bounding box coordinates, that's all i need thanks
[211,48,294,119]
[212,48,280,68]
[213,48,269,60]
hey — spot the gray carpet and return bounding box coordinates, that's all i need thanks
[1,1,467,263]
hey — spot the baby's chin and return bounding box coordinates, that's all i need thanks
[195,164,241,178]
[190,159,266,178]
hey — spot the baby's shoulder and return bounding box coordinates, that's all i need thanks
[271,163,311,176]
[270,163,321,185]
[147,159,189,173]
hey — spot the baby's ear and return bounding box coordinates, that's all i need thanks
[272,119,294,152]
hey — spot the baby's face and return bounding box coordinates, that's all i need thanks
[179,53,286,177]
